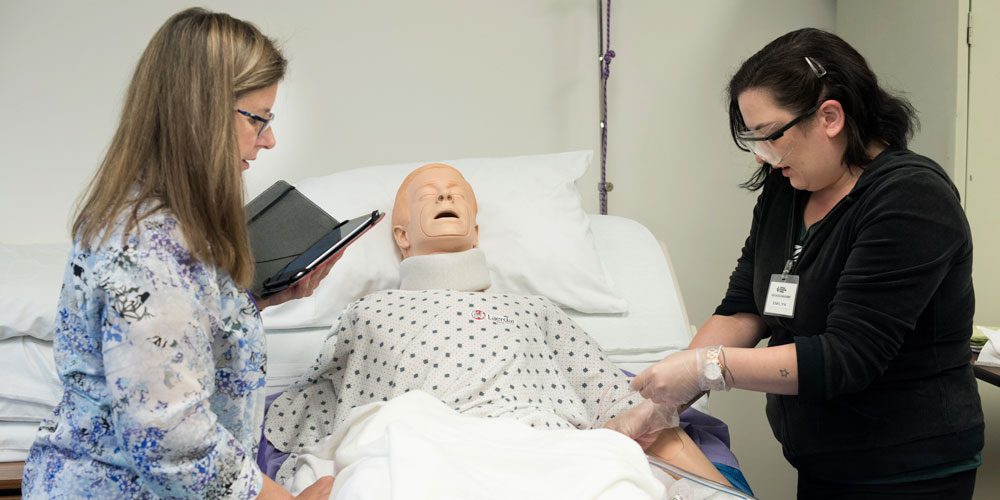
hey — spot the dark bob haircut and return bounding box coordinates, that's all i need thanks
[727,28,918,190]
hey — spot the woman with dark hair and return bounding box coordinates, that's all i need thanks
[22,8,333,499]
[612,28,983,499]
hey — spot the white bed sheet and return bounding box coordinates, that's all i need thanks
[0,420,40,462]
[265,327,330,395]
[0,337,62,409]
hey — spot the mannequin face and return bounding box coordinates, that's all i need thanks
[392,164,479,258]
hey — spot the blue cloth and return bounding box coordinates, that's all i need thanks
[23,210,267,499]
[715,463,754,497]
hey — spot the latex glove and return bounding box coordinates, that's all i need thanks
[604,400,680,450]
[631,346,729,408]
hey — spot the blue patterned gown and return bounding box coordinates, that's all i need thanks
[22,209,267,499]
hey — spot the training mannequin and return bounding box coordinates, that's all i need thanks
[265,163,733,493]
[390,163,729,486]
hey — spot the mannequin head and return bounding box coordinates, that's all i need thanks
[392,163,479,259]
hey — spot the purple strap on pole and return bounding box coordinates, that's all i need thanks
[599,0,614,215]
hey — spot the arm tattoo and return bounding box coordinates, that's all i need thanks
[779,368,790,378]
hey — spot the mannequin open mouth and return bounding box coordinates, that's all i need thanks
[435,211,459,220]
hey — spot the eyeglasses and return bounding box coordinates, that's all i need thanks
[236,109,274,138]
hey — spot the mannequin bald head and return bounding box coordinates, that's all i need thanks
[392,163,479,259]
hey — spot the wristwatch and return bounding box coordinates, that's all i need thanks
[702,346,727,390]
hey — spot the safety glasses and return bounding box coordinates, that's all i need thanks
[736,102,820,165]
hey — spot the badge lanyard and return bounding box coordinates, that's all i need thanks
[764,193,803,318]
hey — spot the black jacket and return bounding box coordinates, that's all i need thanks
[716,149,984,481]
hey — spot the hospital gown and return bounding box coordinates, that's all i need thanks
[266,289,641,482]
[22,209,267,499]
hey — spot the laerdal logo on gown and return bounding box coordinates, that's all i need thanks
[471,309,514,325]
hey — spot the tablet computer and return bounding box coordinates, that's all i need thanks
[246,180,383,298]
[259,210,383,297]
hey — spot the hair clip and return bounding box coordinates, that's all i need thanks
[805,57,827,78]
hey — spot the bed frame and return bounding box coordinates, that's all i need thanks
[0,461,23,499]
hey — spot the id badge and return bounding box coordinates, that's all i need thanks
[764,274,799,318]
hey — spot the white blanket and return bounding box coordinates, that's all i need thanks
[265,289,641,481]
[289,391,668,500]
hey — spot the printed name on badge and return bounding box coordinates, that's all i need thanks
[764,274,799,318]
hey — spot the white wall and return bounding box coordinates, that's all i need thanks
[0,1,834,326]
[605,0,835,326]
[0,0,602,244]
[0,2,838,499]
[835,0,969,187]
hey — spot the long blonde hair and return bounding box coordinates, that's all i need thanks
[73,7,286,287]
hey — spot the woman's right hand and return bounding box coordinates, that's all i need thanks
[259,475,334,500]
[294,476,334,499]
[255,253,341,311]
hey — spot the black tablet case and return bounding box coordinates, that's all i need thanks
[245,181,339,297]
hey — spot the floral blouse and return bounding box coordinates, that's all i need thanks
[22,209,267,499]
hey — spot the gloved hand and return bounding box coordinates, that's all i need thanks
[631,346,730,408]
[604,399,680,450]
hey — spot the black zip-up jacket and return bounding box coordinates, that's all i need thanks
[716,149,984,481]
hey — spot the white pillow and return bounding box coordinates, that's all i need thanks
[0,243,69,341]
[261,150,627,329]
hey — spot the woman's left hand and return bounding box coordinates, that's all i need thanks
[255,253,342,310]
[604,400,679,449]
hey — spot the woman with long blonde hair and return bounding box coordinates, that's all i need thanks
[22,8,333,499]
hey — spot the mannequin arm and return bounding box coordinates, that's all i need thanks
[646,427,731,487]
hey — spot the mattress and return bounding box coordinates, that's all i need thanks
[260,215,694,388]
[570,215,692,372]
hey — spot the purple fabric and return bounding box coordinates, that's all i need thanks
[257,375,741,477]
[678,407,739,469]
[257,392,289,478]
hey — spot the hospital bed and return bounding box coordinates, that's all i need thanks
[0,151,752,498]
[259,213,693,397]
